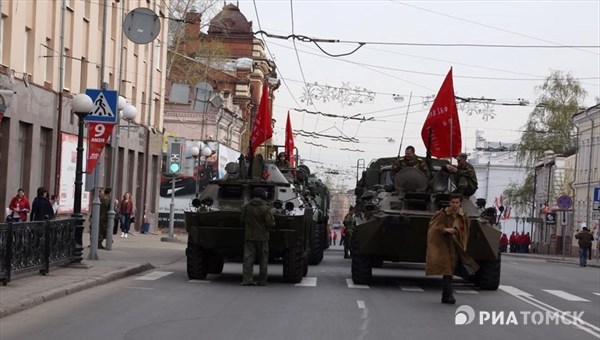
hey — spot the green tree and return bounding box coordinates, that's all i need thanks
[505,70,587,212]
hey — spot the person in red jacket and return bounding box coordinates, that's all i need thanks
[522,232,531,253]
[499,233,509,253]
[8,188,30,222]
[333,231,338,246]
[509,231,516,253]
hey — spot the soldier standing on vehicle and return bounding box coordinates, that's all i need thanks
[426,193,477,304]
[343,206,356,259]
[391,145,429,177]
[241,188,275,286]
[275,152,290,169]
[444,153,478,197]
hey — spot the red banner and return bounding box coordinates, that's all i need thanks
[250,82,273,156]
[285,111,295,166]
[421,67,461,158]
[87,122,114,173]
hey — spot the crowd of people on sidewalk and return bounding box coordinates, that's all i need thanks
[498,231,532,253]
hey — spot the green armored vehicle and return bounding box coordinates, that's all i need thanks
[351,156,501,290]
[295,165,330,264]
[185,155,312,283]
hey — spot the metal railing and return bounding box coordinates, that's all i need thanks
[0,218,77,285]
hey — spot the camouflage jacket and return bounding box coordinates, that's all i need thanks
[241,198,275,241]
[392,156,429,176]
[343,213,356,233]
[453,163,478,190]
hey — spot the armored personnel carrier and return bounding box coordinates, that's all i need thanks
[184,155,312,283]
[295,165,330,264]
[351,156,501,290]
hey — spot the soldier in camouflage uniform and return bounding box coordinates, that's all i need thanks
[343,206,356,258]
[241,187,275,286]
[444,153,478,197]
[391,145,429,178]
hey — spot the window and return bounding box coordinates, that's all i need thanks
[84,0,91,19]
[80,57,88,93]
[219,186,243,200]
[64,48,72,90]
[45,38,54,84]
[17,122,33,190]
[0,14,8,65]
[151,155,158,213]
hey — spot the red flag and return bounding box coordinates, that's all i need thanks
[86,122,114,173]
[421,67,461,158]
[285,111,295,167]
[250,82,273,155]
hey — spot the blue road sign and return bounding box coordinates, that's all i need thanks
[556,195,573,210]
[594,187,600,202]
[84,89,118,123]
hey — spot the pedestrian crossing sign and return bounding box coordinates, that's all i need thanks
[83,89,118,123]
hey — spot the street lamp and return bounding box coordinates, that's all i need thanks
[71,93,94,263]
[190,146,200,196]
[105,96,129,251]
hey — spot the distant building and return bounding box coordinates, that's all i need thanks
[470,130,527,235]
[329,191,354,226]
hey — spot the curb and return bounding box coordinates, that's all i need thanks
[0,263,154,319]
[546,259,600,268]
[160,236,185,244]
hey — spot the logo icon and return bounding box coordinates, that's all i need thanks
[455,305,476,325]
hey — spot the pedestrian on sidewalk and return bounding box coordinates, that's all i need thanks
[340,227,345,247]
[333,231,338,246]
[30,187,54,221]
[98,188,111,249]
[523,232,531,253]
[119,192,134,238]
[499,233,508,253]
[575,227,593,267]
[241,187,275,286]
[509,231,516,253]
[8,188,30,222]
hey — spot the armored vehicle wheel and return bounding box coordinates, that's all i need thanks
[351,229,372,285]
[473,252,501,290]
[303,254,309,277]
[207,254,225,274]
[187,242,208,280]
[371,257,384,268]
[308,223,324,265]
[283,238,304,283]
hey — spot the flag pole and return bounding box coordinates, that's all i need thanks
[397,92,412,157]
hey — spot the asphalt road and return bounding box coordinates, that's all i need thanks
[1,249,599,340]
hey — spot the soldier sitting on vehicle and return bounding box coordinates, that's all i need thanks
[444,153,478,197]
[275,152,290,169]
[391,145,429,178]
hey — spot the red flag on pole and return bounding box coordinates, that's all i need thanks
[421,67,461,158]
[285,111,295,167]
[250,82,273,156]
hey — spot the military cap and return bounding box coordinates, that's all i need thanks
[456,153,468,160]
[252,187,268,200]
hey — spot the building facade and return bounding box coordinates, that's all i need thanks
[0,0,168,228]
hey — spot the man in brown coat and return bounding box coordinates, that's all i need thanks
[575,227,594,267]
[426,193,477,304]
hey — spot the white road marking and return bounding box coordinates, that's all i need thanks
[593,293,600,296]
[346,278,370,289]
[357,300,366,309]
[543,289,590,302]
[500,285,600,338]
[398,284,424,292]
[455,289,479,294]
[134,271,173,281]
[188,279,211,283]
[125,287,158,290]
[295,277,317,287]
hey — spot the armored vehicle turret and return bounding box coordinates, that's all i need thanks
[184,154,312,283]
[351,156,502,290]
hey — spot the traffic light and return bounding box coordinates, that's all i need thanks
[167,137,185,175]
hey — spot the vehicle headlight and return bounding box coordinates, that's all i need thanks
[285,202,295,211]
[371,198,380,205]
[201,198,214,207]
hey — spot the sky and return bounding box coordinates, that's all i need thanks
[228,0,600,189]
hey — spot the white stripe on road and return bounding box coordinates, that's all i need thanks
[593,293,600,296]
[134,271,173,281]
[398,284,424,292]
[346,278,370,289]
[500,285,600,338]
[455,289,479,294]
[188,279,211,283]
[125,287,158,290]
[543,289,590,302]
[357,300,366,309]
[295,277,317,287]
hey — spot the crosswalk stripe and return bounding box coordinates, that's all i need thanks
[594,293,600,296]
[134,271,173,281]
[346,278,369,289]
[295,277,317,287]
[543,289,589,302]
[455,289,479,294]
[398,284,424,292]
[357,300,366,309]
[188,279,211,283]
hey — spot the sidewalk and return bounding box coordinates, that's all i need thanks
[0,232,187,319]
[502,251,600,268]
